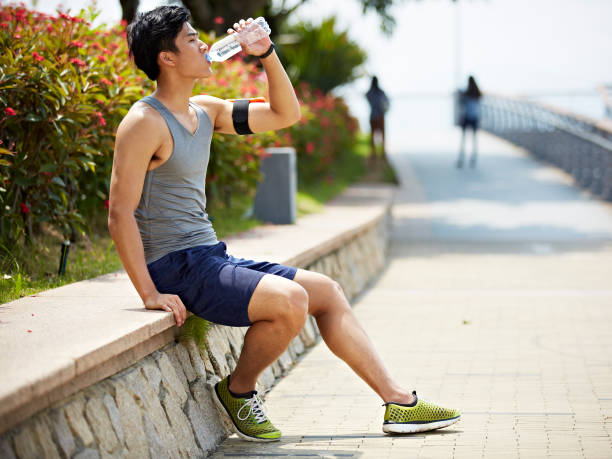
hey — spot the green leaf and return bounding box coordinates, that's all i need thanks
[25,114,41,122]
[51,176,66,187]
[40,164,58,173]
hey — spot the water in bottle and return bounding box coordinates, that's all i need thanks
[206,17,271,63]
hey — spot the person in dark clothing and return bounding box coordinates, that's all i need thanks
[456,75,482,168]
[366,76,390,161]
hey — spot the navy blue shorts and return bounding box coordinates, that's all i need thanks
[147,242,297,327]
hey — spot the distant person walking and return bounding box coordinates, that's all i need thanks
[366,76,390,162]
[456,75,482,168]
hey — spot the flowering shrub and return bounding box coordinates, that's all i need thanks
[288,82,359,184]
[0,4,358,246]
[0,5,150,242]
[0,5,275,244]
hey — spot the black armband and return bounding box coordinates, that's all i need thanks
[258,42,275,59]
[232,99,253,135]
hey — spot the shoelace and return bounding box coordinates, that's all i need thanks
[237,393,268,423]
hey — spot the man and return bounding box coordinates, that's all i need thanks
[365,76,390,161]
[109,5,460,442]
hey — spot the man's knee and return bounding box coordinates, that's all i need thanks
[279,283,308,332]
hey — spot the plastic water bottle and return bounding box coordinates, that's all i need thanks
[206,17,271,63]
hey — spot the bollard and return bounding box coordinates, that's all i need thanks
[58,240,70,276]
[254,147,296,224]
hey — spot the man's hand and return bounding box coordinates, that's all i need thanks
[228,18,271,57]
[144,292,187,327]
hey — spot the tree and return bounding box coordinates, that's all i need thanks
[277,17,367,93]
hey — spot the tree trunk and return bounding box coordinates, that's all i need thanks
[119,0,140,24]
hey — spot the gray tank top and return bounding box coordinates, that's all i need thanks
[135,96,218,264]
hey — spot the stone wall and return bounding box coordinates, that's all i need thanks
[0,216,388,459]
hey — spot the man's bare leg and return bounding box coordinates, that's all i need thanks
[293,269,414,404]
[228,274,308,394]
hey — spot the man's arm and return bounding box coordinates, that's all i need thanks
[108,107,187,326]
[193,19,301,134]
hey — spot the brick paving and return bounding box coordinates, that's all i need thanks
[213,132,612,458]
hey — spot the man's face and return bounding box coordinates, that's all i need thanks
[161,22,211,79]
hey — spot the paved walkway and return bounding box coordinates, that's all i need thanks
[213,131,612,458]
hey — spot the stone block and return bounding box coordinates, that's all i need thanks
[156,352,188,406]
[299,317,318,347]
[162,391,201,458]
[140,357,162,395]
[85,397,118,454]
[0,438,16,459]
[111,380,148,459]
[174,342,197,383]
[123,371,179,457]
[270,361,282,378]
[142,413,170,459]
[291,335,305,356]
[63,395,95,447]
[13,422,42,458]
[192,380,233,436]
[257,367,276,392]
[186,398,219,454]
[102,393,124,446]
[51,409,76,459]
[164,347,190,392]
[73,448,100,459]
[223,327,245,362]
[278,349,294,372]
[204,327,232,377]
[33,414,60,459]
[201,347,215,375]
[183,338,207,380]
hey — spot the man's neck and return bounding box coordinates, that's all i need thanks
[152,74,197,115]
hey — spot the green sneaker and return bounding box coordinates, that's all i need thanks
[383,391,461,434]
[214,376,281,442]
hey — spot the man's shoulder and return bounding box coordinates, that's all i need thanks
[118,100,166,135]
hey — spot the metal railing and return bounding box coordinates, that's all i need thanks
[480,94,612,201]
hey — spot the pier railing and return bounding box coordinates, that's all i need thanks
[480,94,612,201]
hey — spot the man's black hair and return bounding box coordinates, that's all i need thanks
[127,5,192,81]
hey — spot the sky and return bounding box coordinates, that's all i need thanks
[19,0,612,126]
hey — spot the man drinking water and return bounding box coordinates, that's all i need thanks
[108,5,460,442]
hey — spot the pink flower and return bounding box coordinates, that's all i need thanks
[97,55,107,62]
[95,112,106,126]
[69,40,84,48]
[214,16,224,25]
[96,99,104,105]
[0,22,8,29]
[320,116,330,128]
[32,51,44,62]
[4,107,16,116]
[100,78,112,86]
[14,33,21,39]
[46,24,53,33]
[217,77,228,87]
[20,202,29,214]
[69,57,86,67]
[306,142,315,155]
